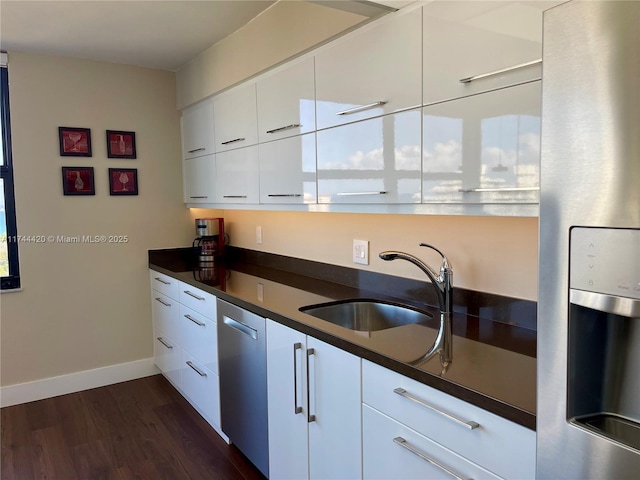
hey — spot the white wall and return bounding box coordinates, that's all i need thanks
[0,53,192,387]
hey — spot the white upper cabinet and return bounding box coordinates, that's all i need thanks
[183,154,216,204]
[315,8,422,130]
[257,58,316,143]
[215,145,259,203]
[423,1,551,105]
[317,109,422,204]
[259,133,317,204]
[181,99,215,159]
[213,83,258,152]
[422,81,541,204]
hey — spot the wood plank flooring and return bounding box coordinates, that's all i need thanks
[1,374,266,480]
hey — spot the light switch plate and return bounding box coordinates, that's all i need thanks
[353,239,369,265]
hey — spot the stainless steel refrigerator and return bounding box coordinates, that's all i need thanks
[538,1,640,478]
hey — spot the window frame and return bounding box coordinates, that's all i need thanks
[1,60,21,290]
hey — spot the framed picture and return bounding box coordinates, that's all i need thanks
[59,127,92,157]
[109,168,138,195]
[62,167,95,195]
[106,130,136,159]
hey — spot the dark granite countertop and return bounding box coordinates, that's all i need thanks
[149,247,537,430]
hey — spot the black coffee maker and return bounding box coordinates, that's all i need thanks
[193,218,225,263]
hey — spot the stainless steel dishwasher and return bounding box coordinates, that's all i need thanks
[217,299,269,478]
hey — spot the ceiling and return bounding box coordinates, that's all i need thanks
[0,0,404,72]
[0,1,277,71]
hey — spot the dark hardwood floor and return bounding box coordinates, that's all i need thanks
[1,374,266,480]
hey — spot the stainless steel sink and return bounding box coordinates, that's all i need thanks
[299,299,432,332]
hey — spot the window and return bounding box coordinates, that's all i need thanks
[1,54,21,290]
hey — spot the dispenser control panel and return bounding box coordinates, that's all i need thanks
[570,227,640,300]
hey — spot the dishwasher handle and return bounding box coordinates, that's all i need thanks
[223,315,258,340]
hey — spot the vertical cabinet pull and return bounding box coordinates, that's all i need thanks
[306,348,316,423]
[293,342,303,414]
[393,437,470,480]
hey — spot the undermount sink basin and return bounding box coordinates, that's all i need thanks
[299,299,433,332]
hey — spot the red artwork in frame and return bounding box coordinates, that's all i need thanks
[62,167,95,195]
[59,127,92,157]
[109,168,138,196]
[106,130,136,159]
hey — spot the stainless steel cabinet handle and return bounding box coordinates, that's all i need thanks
[184,314,205,327]
[186,361,207,377]
[459,187,539,193]
[223,195,248,199]
[336,101,387,116]
[306,348,316,423]
[187,147,206,153]
[293,342,303,414]
[183,290,205,301]
[266,123,301,134]
[393,437,470,480]
[157,337,173,349]
[154,277,170,285]
[267,194,302,198]
[336,191,387,196]
[220,137,246,145]
[459,58,541,83]
[154,297,172,307]
[223,316,258,340]
[189,196,209,199]
[393,388,480,430]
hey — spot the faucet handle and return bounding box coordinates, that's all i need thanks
[419,243,452,273]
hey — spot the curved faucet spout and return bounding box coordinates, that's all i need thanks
[379,244,453,372]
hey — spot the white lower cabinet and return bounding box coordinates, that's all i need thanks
[266,319,362,480]
[150,271,223,436]
[362,360,536,480]
[363,405,500,480]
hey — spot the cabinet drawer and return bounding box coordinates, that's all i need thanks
[181,351,221,428]
[179,304,218,374]
[363,405,500,480]
[178,282,216,318]
[150,270,179,300]
[362,360,535,479]
[151,292,181,344]
[154,334,182,390]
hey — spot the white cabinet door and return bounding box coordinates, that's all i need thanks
[181,99,215,159]
[151,292,181,346]
[180,304,218,374]
[257,57,316,143]
[153,334,182,389]
[307,336,362,480]
[423,81,541,205]
[215,146,260,203]
[315,8,422,130]
[213,83,258,152]
[183,154,216,204]
[317,110,422,204]
[267,320,309,480]
[259,133,317,204]
[363,405,501,480]
[423,1,553,105]
[267,320,362,480]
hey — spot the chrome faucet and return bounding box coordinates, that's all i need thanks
[379,243,453,371]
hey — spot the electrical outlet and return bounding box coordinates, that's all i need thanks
[353,239,369,265]
[256,226,263,244]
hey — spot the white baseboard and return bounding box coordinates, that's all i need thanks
[0,358,159,408]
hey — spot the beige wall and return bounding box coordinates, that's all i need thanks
[215,210,538,301]
[0,53,192,386]
[176,0,366,108]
